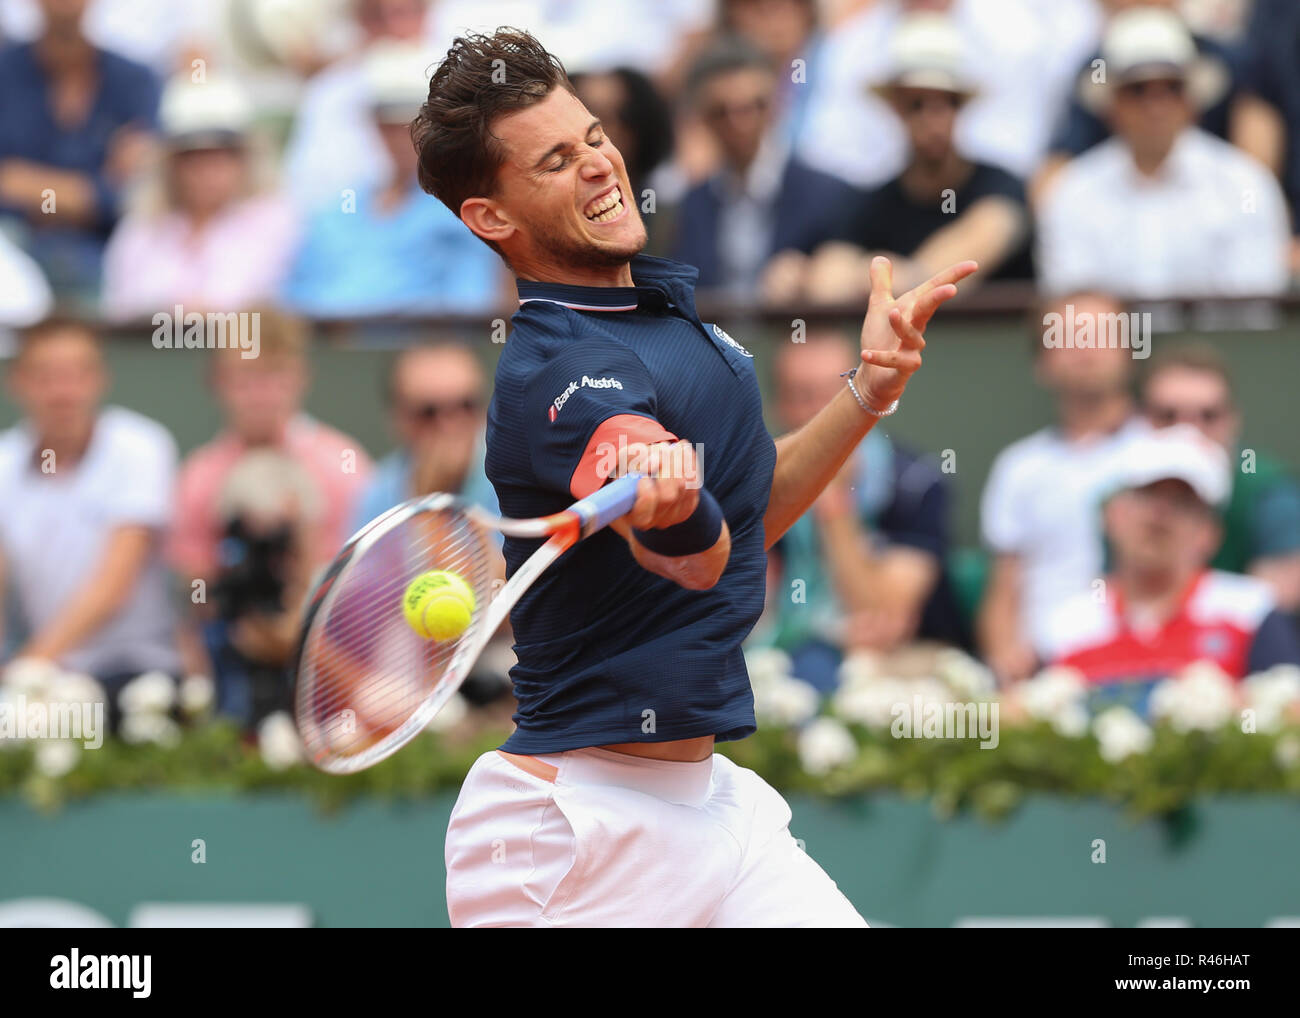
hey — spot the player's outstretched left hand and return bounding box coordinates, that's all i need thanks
[857,257,978,411]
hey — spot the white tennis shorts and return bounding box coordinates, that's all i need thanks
[444,745,868,927]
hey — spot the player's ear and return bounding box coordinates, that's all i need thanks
[461,197,515,247]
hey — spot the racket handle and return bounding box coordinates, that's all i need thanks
[570,472,644,534]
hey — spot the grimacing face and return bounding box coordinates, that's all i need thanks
[464,87,647,277]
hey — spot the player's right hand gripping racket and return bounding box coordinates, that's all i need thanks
[293,472,644,773]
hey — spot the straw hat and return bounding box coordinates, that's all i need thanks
[1078,7,1230,115]
[870,14,978,103]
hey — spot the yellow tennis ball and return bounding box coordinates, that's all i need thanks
[402,571,475,641]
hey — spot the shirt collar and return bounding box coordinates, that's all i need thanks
[515,255,700,313]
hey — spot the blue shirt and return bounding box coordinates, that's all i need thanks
[486,255,777,753]
[281,183,500,316]
[0,42,159,294]
[349,439,499,537]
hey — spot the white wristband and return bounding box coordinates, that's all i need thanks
[840,367,899,418]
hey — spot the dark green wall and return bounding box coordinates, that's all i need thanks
[2,317,1297,546]
[3,793,1297,927]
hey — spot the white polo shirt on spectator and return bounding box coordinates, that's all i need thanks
[980,417,1149,658]
[0,405,182,678]
[1038,127,1290,299]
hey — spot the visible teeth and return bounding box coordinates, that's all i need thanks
[585,188,622,220]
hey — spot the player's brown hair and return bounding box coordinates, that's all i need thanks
[1141,343,1235,405]
[411,28,575,250]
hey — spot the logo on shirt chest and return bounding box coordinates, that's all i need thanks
[712,324,752,358]
[549,375,624,421]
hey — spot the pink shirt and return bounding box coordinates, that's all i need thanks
[101,195,299,320]
[169,415,373,577]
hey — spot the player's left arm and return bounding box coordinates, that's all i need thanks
[763,256,977,549]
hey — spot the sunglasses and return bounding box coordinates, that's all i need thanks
[703,95,770,123]
[1145,403,1229,428]
[400,397,481,423]
[1117,78,1186,101]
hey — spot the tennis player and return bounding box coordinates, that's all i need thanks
[411,29,977,927]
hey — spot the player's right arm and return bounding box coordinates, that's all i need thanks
[606,439,730,591]
[524,338,730,590]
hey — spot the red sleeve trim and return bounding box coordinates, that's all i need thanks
[569,414,678,499]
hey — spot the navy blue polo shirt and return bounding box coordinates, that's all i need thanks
[485,254,776,753]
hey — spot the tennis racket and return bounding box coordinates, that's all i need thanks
[293,472,644,773]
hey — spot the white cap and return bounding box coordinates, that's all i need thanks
[159,75,253,150]
[1112,423,1231,507]
[363,41,435,123]
[872,14,977,100]
[1079,8,1229,113]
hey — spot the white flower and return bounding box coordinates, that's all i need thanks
[832,677,910,730]
[1092,706,1154,763]
[1274,734,1300,770]
[34,740,81,778]
[1017,666,1088,721]
[1,656,61,697]
[745,647,792,691]
[797,717,857,776]
[47,671,106,710]
[258,711,304,770]
[934,649,997,698]
[425,692,469,732]
[1150,661,1239,732]
[838,650,884,689]
[1242,666,1300,734]
[753,677,819,727]
[1051,703,1091,739]
[178,674,215,718]
[120,712,182,748]
[117,671,177,716]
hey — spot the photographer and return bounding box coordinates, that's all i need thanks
[203,450,323,726]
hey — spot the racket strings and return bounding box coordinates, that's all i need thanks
[296,505,498,769]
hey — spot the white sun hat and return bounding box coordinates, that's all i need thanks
[159,75,254,151]
[363,41,437,124]
[1111,423,1231,508]
[870,13,978,102]
[1078,7,1230,115]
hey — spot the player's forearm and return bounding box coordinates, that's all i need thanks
[765,385,877,549]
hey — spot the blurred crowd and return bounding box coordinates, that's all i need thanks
[2,0,1300,738]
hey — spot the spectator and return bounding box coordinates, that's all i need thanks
[789,12,1029,305]
[1141,345,1300,614]
[0,225,53,332]
[169,307,373,585]
[281,41,501,317]
[978,294,1149,684]
[1034,0,1238,205]
[280,0,430,212]
[763,328,963,690]
[718,0,822,146]
[1038,7,1289,301]
[0,0,160,304]
[1232,0,1300,277]
[101,73,298,321]
[795,0,1099,189]
[670,36,857,300]
[201,447,325,727]
[350,340,497,533]
[1040,424,1300,710]
[0,318,181,692]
